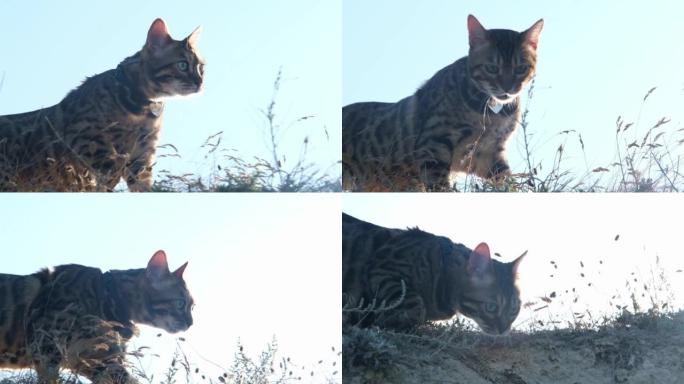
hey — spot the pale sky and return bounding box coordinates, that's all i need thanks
[344,1,684,184]
[343,194,684,331]
[0,0,341,187]
[0,194,341,383]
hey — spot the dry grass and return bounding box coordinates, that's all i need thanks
[344,83,683,192]
[343,252,683,383]
[1,337,340,384]
[151,69,341,193]
[131,338,340,384]
[458,83,684,192]
[0,71,341,192]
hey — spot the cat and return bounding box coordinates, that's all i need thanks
[342,15,544,191]
[342,213,525,334]
[0,18,204,192]
[0,250,193,383]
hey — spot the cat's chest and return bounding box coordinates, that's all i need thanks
[483,111,517,136]
[455,106,519,142]
[104,110,163,147]
[113,101,164,127]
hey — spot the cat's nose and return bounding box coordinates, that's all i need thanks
[506,84,522,95]
[497,323,511,335]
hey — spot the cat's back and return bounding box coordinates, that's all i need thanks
[33,264,102,292]
[343,215,469,268]
[342,99,405,140]
[0,68,138,133]
[342,214,427,267]
[0,69,113,125]
[0,264,100,307]
[343,101,396,118]
[59,69,139,121]
[342,213,399,249]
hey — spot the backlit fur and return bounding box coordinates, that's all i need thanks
[0,18,204,192]
[342,213,524,334]
[0,250,193,383]
[342,15,543,191]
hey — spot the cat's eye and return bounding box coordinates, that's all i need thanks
[175,299,186,309]
[176,61,189,71]
[514,64,530,75]
[484,64,499,75]
[484,302,498,313]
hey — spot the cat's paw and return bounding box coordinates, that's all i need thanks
[126,180,153,192]
[488,160,511,181]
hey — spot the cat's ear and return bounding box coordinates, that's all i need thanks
[467,14,488,48]
[173,261,188,279]
[511,250,528,276]
[146,250,170,280]
[186,26,202,48]
[522,19,544,50]
[467,242,492,276]
[146,18,173,52]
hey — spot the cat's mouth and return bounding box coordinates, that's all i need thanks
[492,93,516,103]
[165,323,190,333]
[180,84,203,95]
[162,318,192,333]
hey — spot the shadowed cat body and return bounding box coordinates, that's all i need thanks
[0,18,204,191]
[0,250,193,383]
[342,213,524,334]
[343,15,543,191]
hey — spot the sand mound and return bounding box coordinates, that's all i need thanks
[343,311,684,384]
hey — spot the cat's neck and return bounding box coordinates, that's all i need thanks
[114,55,165,114]
[435,238,465,317]
[461,59,519,116]
[102,269,145,326]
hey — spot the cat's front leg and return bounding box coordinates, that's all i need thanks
[477,154,511,181]
[377,293,428,330]
[28,322,66,384]
[34,361,61,384]
[67,317,137,383]
[419,159,453,191]
[78,362,138,384]
[124,153,154,192]
[470,134,512,181]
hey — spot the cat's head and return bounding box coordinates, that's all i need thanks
[458,243,525,335]
[466,15,543,104]
[139,250,194,333]
[139,18,205,100]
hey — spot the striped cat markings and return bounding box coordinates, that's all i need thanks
[0,250,193,383]
[343,15,544,191]
[342,213,525,334]
[0,18,204,192]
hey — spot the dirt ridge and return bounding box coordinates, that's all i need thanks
[343,311,684,384]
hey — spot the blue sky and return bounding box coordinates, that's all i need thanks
[344,194,684,331]
[344,1,684,183]
[0,0,341,186]
[0,194,340,382]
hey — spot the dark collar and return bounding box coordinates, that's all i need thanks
[436,236,457,317]
[460,70,519,117]
[114,64,158,116]
[102,271,133,328]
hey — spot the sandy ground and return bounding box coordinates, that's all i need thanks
[343,311,684,384]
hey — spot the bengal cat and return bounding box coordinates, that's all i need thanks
[0,18,204,192]
[343,15,544,191]
[342,213,525,334]
[0,250,193,383]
